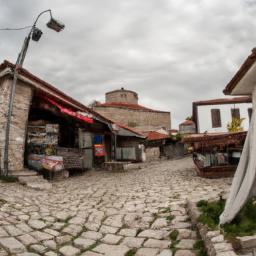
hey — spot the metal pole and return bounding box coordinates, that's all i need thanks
[2,9,52,176]
[2,34,31,176]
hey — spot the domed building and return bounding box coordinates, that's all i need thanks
[92,88,171,132]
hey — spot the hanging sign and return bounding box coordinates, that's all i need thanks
[43,96,94,124]
[94,144,105,157]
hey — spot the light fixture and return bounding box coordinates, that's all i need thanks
[2,9,65,176]
[47,18,65,32]
[32,27,43,41]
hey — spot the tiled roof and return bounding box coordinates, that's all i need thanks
[0,60,144,138]
[146,131,169,141]
[95,102,170,113]
[180,120,195,126]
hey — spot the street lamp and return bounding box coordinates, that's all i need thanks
[2,10,65,176]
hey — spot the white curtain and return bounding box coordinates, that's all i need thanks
[220,88,256,225]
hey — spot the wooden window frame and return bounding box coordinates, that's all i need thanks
[211,109,221,128]
[248,108,253,121]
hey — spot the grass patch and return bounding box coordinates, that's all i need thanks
[136,228,143,236]
[85,242,98,251]
[166,215,174,222]
[0,175,17,183]
[169,230,179,241]
[197,198,256,238]
[160,207,171,213]
[197,199,225,230]
[125,249,137,256]
[0,198,7,205]
[194,240,207,256]
[169,229,179,254]
[169,239,179,254]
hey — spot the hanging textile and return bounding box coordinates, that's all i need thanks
[94,135,103,144]
[43,96,93,124]
[220,88,256,224]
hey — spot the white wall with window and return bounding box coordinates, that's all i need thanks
[197,103,252,133]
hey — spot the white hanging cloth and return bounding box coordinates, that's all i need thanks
[220,88,256,225]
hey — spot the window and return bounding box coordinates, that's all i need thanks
[248,108,253,121]
[211,109,221,128]
[231,108,240,119]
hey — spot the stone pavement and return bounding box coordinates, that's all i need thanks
[0,157,232,256]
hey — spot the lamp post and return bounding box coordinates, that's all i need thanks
[2,10,65,176]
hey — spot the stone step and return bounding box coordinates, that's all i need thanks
[26,182,52,190]
[18,175,45,185]
[12,170,53,190]
[11,170,38,177]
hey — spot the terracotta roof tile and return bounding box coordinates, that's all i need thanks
[146,131,169,141]
[0,60,144,138]
[180,120,195,126]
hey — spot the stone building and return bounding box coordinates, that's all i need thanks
[92,88,171,132]
[179,120,196,134]
[0,61,144,173]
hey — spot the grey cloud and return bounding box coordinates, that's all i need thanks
[1,0,256,128]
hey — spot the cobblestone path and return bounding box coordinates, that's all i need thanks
[0,157,231,256]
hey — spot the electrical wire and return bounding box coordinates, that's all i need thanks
[0,26,32,31]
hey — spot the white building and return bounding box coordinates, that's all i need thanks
[192,97,252,133]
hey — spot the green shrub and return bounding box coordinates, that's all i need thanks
[0,175,17,183]
[194,240,207,256]
[197,198,256,238]
[197,199,225,229]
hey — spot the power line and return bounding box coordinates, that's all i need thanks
[0,26,32,31]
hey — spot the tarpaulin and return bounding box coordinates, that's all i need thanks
[43,96,93,124]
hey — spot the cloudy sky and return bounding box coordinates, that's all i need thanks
[1,0,256,128]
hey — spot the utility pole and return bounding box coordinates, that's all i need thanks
[2,10,64,176]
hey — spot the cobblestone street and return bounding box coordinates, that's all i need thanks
[0,157,231,256]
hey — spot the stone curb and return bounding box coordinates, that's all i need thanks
[187,200,238,256]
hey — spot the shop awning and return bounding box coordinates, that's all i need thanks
[44,96,94,124]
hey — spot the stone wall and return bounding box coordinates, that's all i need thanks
[188,201,238,256]
[93,106,171,131]
[179,124,196,134]
[145,147,160,161]
[163,142,186,159]
[0,78,33,172]
[106,90,138,104]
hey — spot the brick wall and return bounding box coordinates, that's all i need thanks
[93,106,171,131]
[0,78,33,171]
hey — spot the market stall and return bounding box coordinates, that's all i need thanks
[25,93,109,178]
[183,132,247,178]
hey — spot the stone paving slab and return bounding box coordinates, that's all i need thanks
[0,157,231,255]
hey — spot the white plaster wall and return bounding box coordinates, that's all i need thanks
[197,103,252,133]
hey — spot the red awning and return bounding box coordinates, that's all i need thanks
[43,96,94,124]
